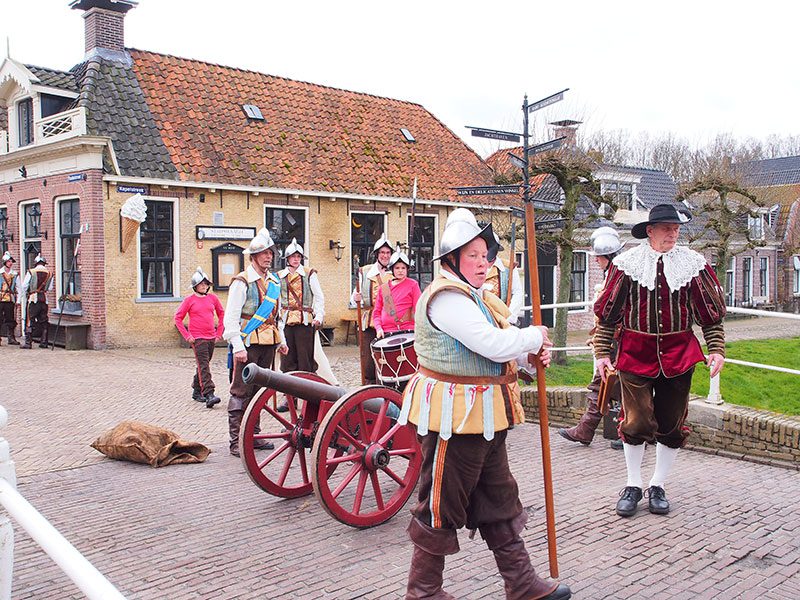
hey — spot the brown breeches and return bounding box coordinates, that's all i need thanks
[618,367,694,448]
[191,338,216,395]
[281,324,317,373]
[229,344,278,408]
[359,326,378,384]
[412,430,523,531]
[0,301,16,335]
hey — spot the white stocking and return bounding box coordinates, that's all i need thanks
[623,442,646,489]
[649,443,679,489]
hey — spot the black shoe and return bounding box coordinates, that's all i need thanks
[204,393,221,408]
[230,445,240,457]
[541,584,572,600]
[616,486,643,517]
[192,389,205,402]
[253,439,275,450]
[39,342,49,349]
[276,398,290,413]
[610,439,624,450]
[646,486,670,514]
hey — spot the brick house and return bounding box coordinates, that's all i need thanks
[0,0,515,348]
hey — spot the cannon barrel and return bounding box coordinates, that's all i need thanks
[242,364,348,404]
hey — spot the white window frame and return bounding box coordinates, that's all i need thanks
[263,203,310,266]
[349,209,388,272]
[758,256,769,299]
[54,195,81,313]
[748,211,768,241]
[568,250,589,312]
[18,199,42,275]
[0,204,8,255]
[741,256,753,305]
[406,212,438,284]
[793,256,800,296]
[136,196,180,301]
[725,256,735,307]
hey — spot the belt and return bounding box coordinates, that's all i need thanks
[417,366,517,385]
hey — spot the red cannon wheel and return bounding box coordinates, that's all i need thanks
[311,385,422,528]
[240,371,340,498]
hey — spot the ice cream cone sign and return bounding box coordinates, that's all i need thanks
[119,193,147,253]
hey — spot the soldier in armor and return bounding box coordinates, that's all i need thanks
[0,252,20,345]
[559,226,625,448]
[398,209,571,600]
[223,228,288,457]
[278,238,324,373]
[19,254,53,349]
[350,233,393,383]
[484,233,524,325]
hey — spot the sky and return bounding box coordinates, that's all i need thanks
[2,0,798,158]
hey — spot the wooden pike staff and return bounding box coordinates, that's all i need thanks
[505,222,517,307]
[353,255,367,385]
[524,202,559,578]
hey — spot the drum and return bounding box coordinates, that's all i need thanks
[370,330,418,385]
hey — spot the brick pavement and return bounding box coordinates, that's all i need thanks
[1,318,799,598]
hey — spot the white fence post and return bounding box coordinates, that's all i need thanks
[706,373,723,405]
[0,406,15,600]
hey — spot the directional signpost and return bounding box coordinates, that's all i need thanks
[454,184,521,197]
[462,89,571,579]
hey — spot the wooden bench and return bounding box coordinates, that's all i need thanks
[341,315,359,346]
[47,322,90,350]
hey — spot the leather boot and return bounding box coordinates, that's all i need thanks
[480,512,569,600]
[558,392,602,445]
[39,325,50,349]
[228,407,243,457]
[405,518,459,600]
[20,329,32,350]
[7,334,20,346]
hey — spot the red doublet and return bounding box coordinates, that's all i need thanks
[594,259,726,378]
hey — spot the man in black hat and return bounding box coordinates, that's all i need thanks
[593,203,726,517]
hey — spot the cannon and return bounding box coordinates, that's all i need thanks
[239,364,422,528]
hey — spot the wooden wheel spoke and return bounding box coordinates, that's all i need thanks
[257,441,290,469]
[254,432,287,440]
[377,422,403,446]
[331,463,362,500]
[352,469,368,515]
[277,447,297,487]
[369,400,390,442]
[296,445,310,485]
[369,471,385,511]
[383,465,406,486]
[333,423,365,450]
[357,404,371,443]
[325,452,361,465]
[260,406,295,430]
[388,447,417,458]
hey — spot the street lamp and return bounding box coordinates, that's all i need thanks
[0,211,12,243]
[29,204,47,239]
[328,239,345,261]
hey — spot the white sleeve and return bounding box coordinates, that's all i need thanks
[428,290,543,362]
[18,272,31,304]
[508,267,524,325]
[310,272,325,323]
[277,293,286,345]
[223,279,247,353]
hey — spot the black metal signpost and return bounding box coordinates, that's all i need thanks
[461,89,570,579]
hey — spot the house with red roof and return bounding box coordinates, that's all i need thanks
[0,0,514,348]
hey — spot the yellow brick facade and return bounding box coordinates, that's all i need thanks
[103,183,452,347]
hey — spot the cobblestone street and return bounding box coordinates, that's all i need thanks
[1,318,799,599]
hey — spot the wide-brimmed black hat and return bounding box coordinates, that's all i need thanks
[631,203,692,239]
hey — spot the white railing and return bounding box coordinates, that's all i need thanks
[0,406,126,600]
[35,106,87,144]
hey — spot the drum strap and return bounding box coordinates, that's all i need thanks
[417,366,517,385]
[381,282,412,326]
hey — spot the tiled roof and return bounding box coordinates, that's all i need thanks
[125,50,495,200]
[599,164,678,209]
[738,156,800,187]
[26,64,80,93]
[76,58,179,179]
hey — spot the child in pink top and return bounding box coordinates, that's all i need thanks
[174,268,225,408]
[374,251,422,337]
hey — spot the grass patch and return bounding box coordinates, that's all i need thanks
[544,337,800,416]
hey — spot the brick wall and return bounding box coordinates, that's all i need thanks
[521,386,800,467]
[83,7,125,53]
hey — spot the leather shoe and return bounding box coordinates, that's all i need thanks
[204,393,221,408]
[616,486,643,517]
[540,584,572,600]
[229,445,240,457]
[558,428,590,446]
[610,438,623,450]
[647,486,670,514]
[253,439,275,450]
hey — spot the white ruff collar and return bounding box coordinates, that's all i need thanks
[613,242,706,293]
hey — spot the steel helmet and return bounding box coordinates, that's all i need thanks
[33,253,47,265]
[190,267,212,292]
[434,208,498,262]
[282,237,306,259]
[372,233,393,254]
[388,246,413,269]
[589,226,623,256]
[243,228,276,256]
[1,251,14,264]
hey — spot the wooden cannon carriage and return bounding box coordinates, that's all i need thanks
[239,364,422,528]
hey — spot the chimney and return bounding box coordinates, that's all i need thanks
[70,0,137,57]
[549,119,582,147]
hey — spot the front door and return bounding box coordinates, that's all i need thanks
[537,243,557,327]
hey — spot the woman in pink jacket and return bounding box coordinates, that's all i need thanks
[373,247,421,337]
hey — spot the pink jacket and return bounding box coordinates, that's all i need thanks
[373,277,421,333]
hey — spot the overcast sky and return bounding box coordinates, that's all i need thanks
[2,0,797,158]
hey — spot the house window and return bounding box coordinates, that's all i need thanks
[604,181,635,210]
[742,257,752,305]
[17,98,34,147]
[0,206,8,255]
[759,257,768,297]
[748,214,765,240]
[41,94,71,119]
[140,200,174,296]
[793,256,800,295]
[568,251,587,311]
[408,215,436,289]
[20,202,42,272]
[351,212,386,286]
[265,206,306,269]
[725,257,735,306]
[58,199,81,310]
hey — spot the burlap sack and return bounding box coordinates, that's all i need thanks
[91,420,210,467]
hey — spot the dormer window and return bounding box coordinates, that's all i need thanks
[17,98,33,147]
[604,181,637,210]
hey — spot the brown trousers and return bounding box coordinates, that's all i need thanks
[412,430,523,531]
[229,343,278,409]
[281,324,317,372]
[27,302,49,339]
[618,367,694,448]
[359,326,378,384]
[191,338,216,395]
[0,302,16,336]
